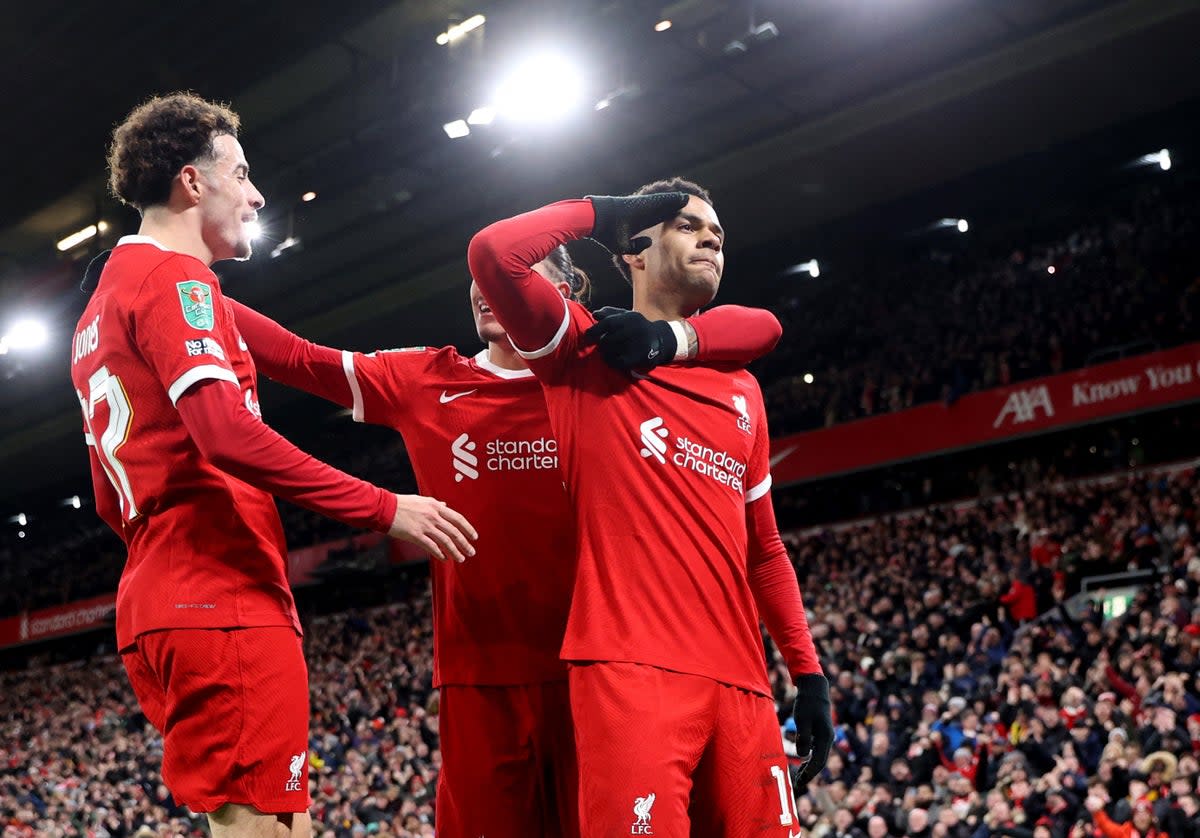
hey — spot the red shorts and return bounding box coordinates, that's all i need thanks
[121,626,311,814]
[569,662,801,838]
[436,681,578,838]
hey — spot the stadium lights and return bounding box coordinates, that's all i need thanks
[468,107,495,126]
[301,191,317,202]
[0,318,49,355]
[1139,148,1172,171]
[493,52,585,123]
[436,14,486,46]
[935,218,969,233]
[244,220,263,240]
[724,20,779,56]
[56,220,109,252]
[63,496,82,509]
[270,237,302,259]
[444,119,470,139]
[12,513,27,526]
[655,20,672,32]
[783,259,820,278]
[1047,265,1057,275]
[803,373,814,384]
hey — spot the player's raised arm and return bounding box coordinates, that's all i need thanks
[228,298,353,408]
[466,194,687,353]
[174,379,477,562]
[582,304,782,370]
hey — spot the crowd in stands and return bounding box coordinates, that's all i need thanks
[4,460,1199,836]
[762,181,1200,435]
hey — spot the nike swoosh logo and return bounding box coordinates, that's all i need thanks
[439,389,478,404]
[789,831,803,838]
[646,348,659,359]
[769,445,798,468]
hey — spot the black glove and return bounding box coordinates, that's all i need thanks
[583,307,677,370]
[586,192,689,255]
[792,673,834,791]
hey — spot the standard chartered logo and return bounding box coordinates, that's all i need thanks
[635,417,748,493]
[639,417,669,463]
[452,433,479,482]
[452,432,558,481]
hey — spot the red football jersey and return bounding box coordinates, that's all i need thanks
[342,346,574,687]
[519,300,776,696]
[70,236,298,650]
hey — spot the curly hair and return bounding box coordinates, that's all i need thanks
[108,92,241,211]
[613,176,714,283]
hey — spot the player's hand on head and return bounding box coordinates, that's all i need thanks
[388,494,478,563]
[586,192,689,255]
[792,672,834,791]
[583,307,678,371]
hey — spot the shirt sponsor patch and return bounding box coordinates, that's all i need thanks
[185,337,226,361]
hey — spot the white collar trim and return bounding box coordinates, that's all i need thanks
[117,234,170,251]
[474,349,534,380]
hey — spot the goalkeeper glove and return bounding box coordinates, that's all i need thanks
[586,192,689,255]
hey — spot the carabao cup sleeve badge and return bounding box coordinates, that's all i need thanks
[177,281,215,330]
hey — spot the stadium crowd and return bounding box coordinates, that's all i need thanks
[762,180,1200,434]
[3,462,1198,836]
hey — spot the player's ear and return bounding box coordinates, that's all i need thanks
[178,164,204,205]
[623,252,644,273]
[553,280,572,300]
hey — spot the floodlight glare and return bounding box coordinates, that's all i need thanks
[443,119,471,139]
[1047,265,1056,275]
[301,191,317,202]
[436,13,486,46]
[493,52,584,123]
[56,223,101,252]
[803,373,814,384]
[783,259,820,278]
[468,106,496,126]
[1136,148,1172,171]
[245,220,263,240]
[956,218,969,233]
[655,20,672,32]
[1,319,49,352]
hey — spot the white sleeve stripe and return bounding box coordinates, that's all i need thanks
[669,320,690,361]
[745,474,773,503]
[513,298,571,360]
[342,350,365,423]
[167,365,240,405]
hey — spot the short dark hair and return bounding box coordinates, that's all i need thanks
[614,176,713,283]
[108,92,241,211]
[542,244,592,304]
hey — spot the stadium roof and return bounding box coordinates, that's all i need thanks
[2,0,1199,503]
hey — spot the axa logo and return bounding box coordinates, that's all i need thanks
[632,792,655,834]
[993,385,1054,428]
[452,433,480,482]
[285,751,306,792]
[639,417,669,463]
